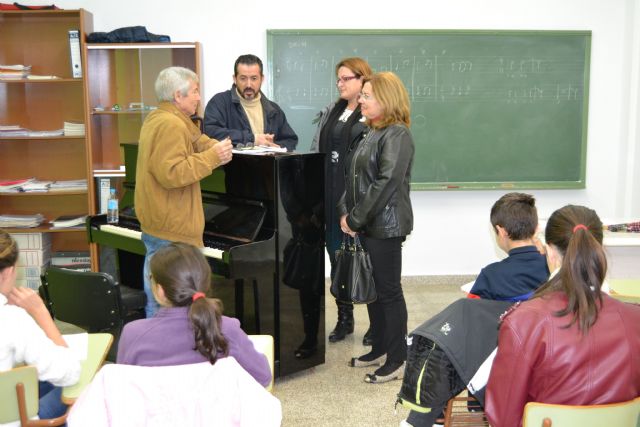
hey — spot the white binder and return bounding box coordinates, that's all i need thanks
[68,29,82,78]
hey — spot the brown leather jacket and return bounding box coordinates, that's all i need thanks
[485,292,640,427]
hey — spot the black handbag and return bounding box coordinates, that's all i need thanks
[330,235,376,304]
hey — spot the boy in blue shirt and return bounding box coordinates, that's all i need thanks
[469,192,549,301]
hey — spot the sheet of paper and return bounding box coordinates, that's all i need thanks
[63,332,89,360]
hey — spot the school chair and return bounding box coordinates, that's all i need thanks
[40,267,146,361]
[0,365,68,426]
[443,393,489,426]
[522,397,640,427]
[609,278,640,304]
[248,334,275,392]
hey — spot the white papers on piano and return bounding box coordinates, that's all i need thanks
[232,146,287,155]
[0,214,45,228]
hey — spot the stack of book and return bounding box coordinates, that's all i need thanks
[49,179,87,192]
[11,232,51,289]
[51,251,91,272]
[63,121,85,136]
[50,214,87,229]
[0,64,31,80]
[0,214,44,228]
[0,125,29,137]
[0,178,35,193]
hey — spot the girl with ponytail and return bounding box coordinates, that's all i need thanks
[117,243,271,387]
[485,205,640,427]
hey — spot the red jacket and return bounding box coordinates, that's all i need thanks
[485,292,640,427]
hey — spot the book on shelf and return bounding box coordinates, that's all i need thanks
[63,121,85,136]
[50,214,87,228]
[0,64,31,80]
[0,214,45,228]
[49,179,88,191]
[0,125,29,137]
[51,251,91,271]
[0,177,35,192]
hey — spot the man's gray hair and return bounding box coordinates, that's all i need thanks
[155,67,199,102]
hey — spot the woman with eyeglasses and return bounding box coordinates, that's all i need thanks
[309,58,373,352]
[117,242,271,387]
[485,205,640,427]
[339,72,415,383]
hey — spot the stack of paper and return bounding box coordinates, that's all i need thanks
[0,64,31,80]
[63,121,85,137]
[28,129,64,137]
[0,178,35,193]
[0,214,44,228]
[51,214,87,229]
[0,125,30,137]
[20,180,53,192]
[49,179,88,191]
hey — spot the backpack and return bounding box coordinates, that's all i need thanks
[396,334,465,413]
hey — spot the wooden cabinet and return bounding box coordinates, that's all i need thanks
[0,10,94,253]
[86,43,201,173]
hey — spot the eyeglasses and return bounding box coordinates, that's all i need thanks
[358,92,373,100]
[336,75,359,85]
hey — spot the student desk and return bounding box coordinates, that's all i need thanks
[62,333,113,404]
[603,231,640,279]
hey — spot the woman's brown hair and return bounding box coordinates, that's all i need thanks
[363,71,411,129]
[534,205,606,333]
[0,231,19,271]
[150,242,228,363]
[335,57,373,81]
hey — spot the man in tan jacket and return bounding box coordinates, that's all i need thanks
[135,66,232,317]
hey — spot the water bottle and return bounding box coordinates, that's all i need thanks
[107,188,119,224]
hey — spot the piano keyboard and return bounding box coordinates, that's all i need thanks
[99,224,224,259]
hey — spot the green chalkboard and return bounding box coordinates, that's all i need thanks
[267,30,591,190]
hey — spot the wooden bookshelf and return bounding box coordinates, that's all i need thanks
[0,9,95,263]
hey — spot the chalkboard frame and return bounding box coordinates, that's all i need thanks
[267,29,591,190]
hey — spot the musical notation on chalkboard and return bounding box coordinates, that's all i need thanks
[268,30,591,190]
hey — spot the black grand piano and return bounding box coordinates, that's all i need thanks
[88,143,325,377]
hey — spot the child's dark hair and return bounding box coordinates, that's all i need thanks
[0,231,19,271]
[534,205,606,333]
[149,242,229,363]
[490,192,538,240]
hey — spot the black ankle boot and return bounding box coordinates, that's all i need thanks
[329,302,354,343]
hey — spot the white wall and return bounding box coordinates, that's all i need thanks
[24,0,640,275]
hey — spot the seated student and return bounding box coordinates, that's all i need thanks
[117,242,271,387]
[469,192,549,301]
[404,193,549,427]
[0,231,81,423]
[485,205,640,427]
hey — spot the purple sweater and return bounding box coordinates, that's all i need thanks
[117,306,271,387]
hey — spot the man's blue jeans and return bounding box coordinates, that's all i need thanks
[141,233,171,318]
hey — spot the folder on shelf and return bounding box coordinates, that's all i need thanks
[68,29,82,78]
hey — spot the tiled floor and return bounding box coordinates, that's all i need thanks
[274,276,474,427]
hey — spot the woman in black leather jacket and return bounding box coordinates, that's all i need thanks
[339,72,415,383]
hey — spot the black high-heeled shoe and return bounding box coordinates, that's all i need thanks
[364,361,405,384]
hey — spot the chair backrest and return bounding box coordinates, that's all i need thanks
[0,365,39,423]
[609,278,640,304]
[42,267,123,333]
[523,397,640,427]
[248,334,275,392]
